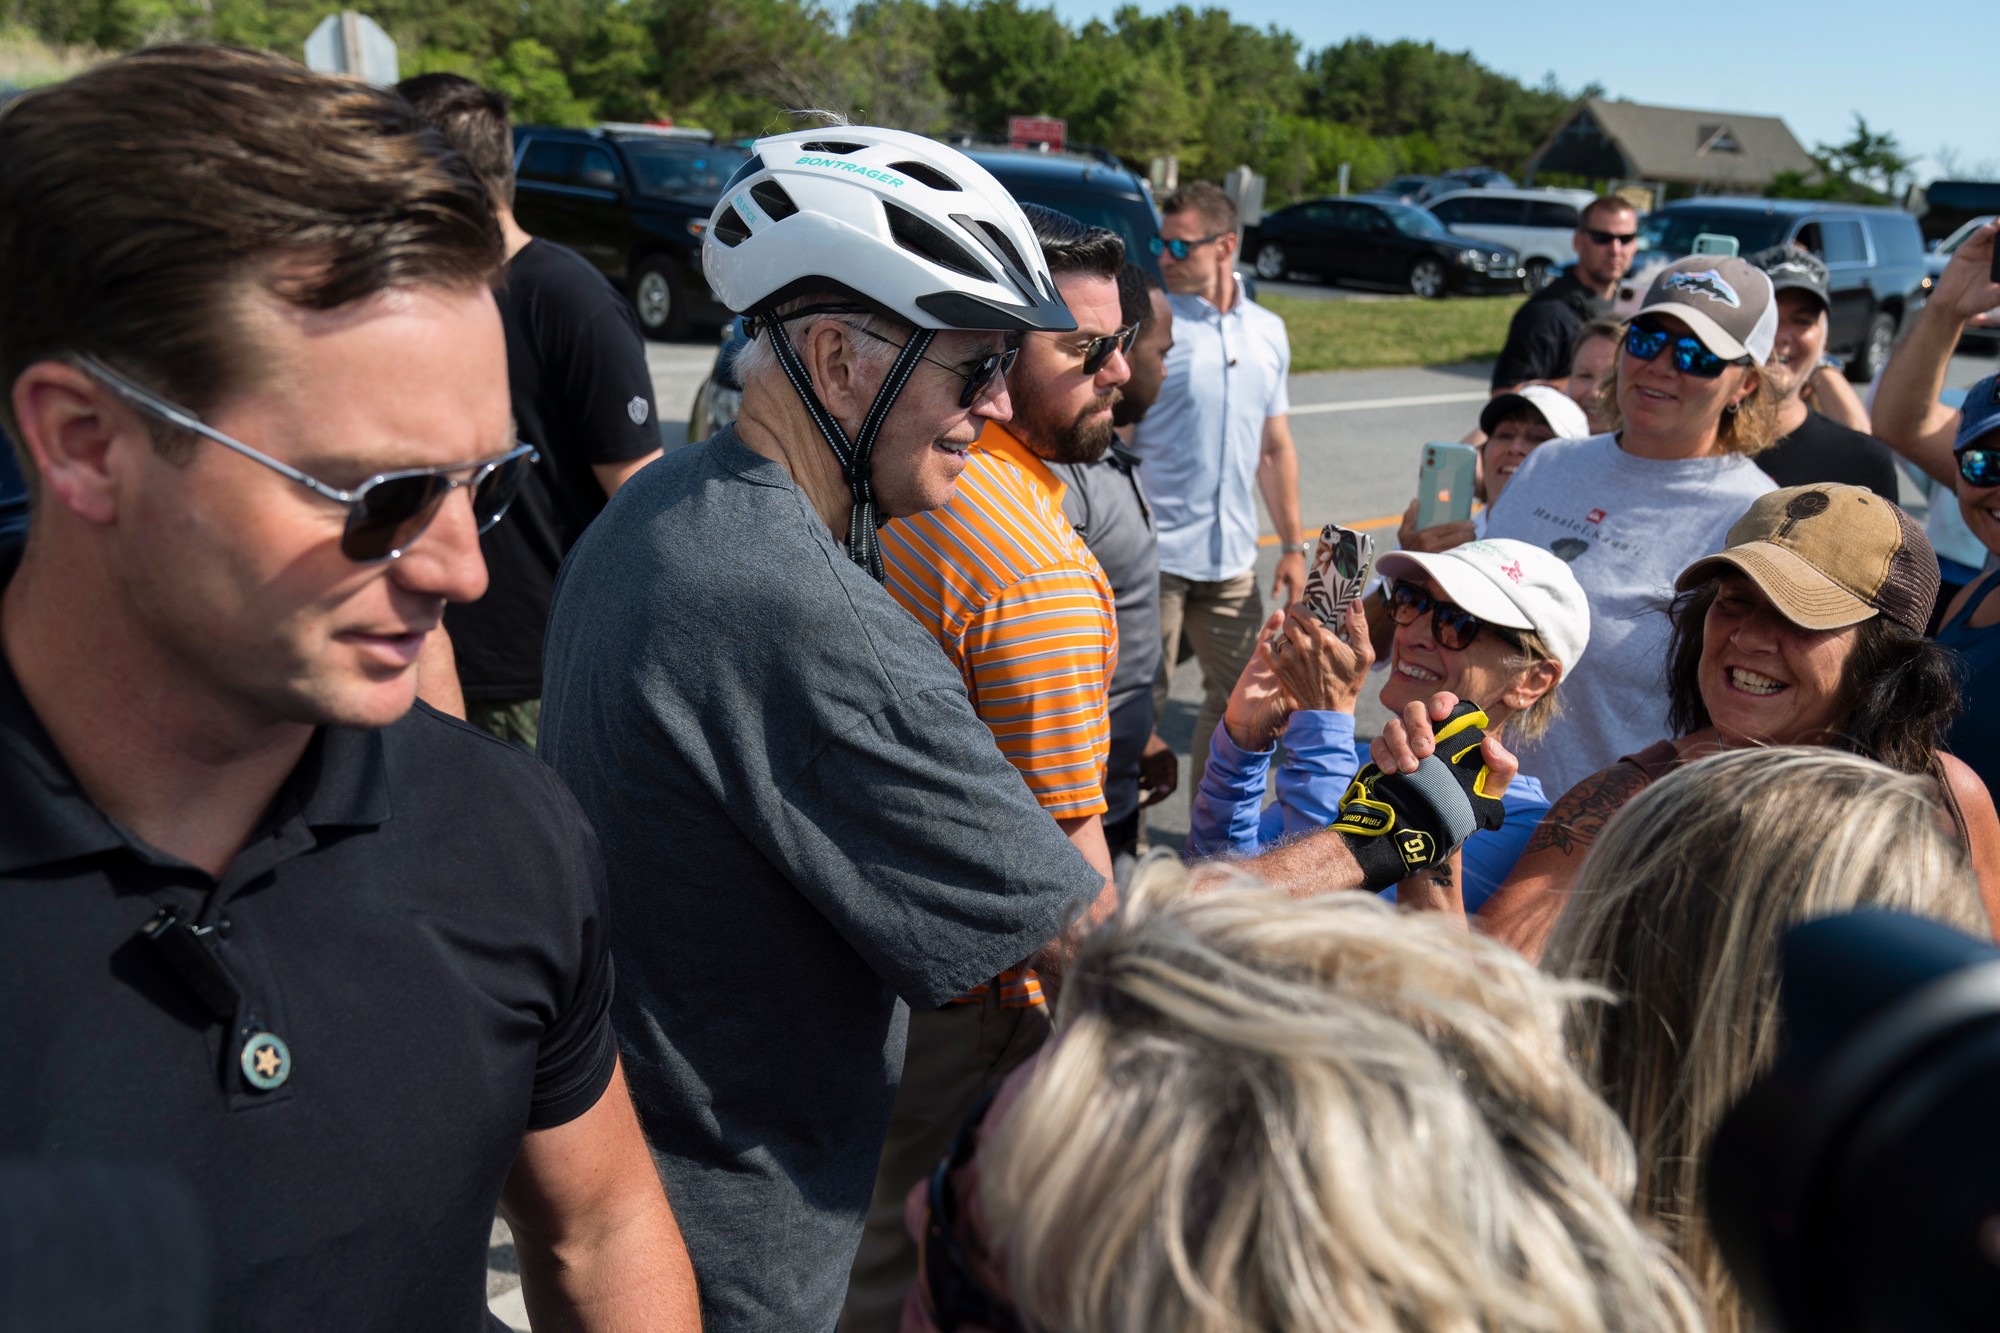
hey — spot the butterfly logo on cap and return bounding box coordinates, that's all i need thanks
[1663,269,1742,308]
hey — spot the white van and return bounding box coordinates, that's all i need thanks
[1423,188,1599,290]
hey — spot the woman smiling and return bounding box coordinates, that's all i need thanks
[1478,483,2000,956]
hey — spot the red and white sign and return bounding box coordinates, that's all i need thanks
[1008,116,1066,153]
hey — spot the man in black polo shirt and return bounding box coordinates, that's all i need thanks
[1491,195,1639,393]
[396,74,662,749]
[1748,243,1901,500]
[0,47,696,1331]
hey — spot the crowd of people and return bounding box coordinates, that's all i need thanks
[6,41,2000,1333]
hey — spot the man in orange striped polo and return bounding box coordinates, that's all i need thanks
[842,206,1129,1331]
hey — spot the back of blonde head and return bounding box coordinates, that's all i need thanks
[1544,746,1989,1333]
[978,856,1702,1333]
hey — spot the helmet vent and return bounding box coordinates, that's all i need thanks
[749,181,799,221]
[713,206,751,247]
[798,140,864,155]
[884,201,990,280]
[722,154,764,192]
[889,160,961,191]
[975,221,1034,290]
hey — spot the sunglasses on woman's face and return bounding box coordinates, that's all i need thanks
[1958,446,2000,490]
[76,354,536,564]
[917,1090,1026,1333]
[1148,231,1228,261]
[1622,318,1747,380]
[1387,579,1523,653]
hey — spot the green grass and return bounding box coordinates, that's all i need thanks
[1264,293,1527,374]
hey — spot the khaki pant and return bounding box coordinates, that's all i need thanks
[465,697,540,749]
[1155,569,1264,795]
[837,994,1053,1333]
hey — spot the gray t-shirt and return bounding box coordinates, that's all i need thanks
[538,429,1099,1333]
[1058,443,1161,824]
[1483,432,1776,798]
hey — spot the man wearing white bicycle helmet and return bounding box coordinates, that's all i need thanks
[538,126,1111,1332]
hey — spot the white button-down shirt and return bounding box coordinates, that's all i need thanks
[1127,287,1290,581]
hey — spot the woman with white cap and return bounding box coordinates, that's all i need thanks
[1188,538,1588,913]
[1481,255,1786,800]
[1478,483,2000,958]
[1397,384,1594,553]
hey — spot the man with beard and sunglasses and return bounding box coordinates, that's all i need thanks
[850,204,1128,1332]
[1491,195,1639,394]
[0,47,697,1331]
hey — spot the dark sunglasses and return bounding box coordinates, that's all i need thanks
[1148,230,1229,261]
[1623,318,1746,380]
[1387,579,1523,653]
[76,354,537,564]
[918,1090,1026,1333]
[838,320,1019,409]
[1958,446,2000,489]
[1058,324,1139,376]
[1584,228,1639,245]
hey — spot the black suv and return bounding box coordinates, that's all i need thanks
[687,143,1165,442]
[510,125,750,339]
[1620,198,1929,381]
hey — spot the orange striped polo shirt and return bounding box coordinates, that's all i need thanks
[880,421,1119,1009]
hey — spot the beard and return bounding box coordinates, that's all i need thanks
[1021,388,1121,464]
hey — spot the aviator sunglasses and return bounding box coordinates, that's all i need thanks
[917,1090,1026,1333]
[813,313,1018,410]
[1148,230,1230,261]
[1623,317,1747,380]
[1387,579,1524,653]
[1058,323,1140,376]
[76,354,537,564]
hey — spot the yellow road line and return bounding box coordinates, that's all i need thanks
[1257,513,1403,545]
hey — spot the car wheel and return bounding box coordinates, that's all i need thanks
[1846,310,1897,383]
[1524,257,1553,291]
[632,257,687,340]
[1254,243,1287,281]
[1408,257,1448,299]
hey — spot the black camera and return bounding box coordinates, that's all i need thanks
[1707,909,2000,1331]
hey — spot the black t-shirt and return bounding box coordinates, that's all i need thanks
[1491,271,1606,390]
[1754,410,1904,501]
[0,552,618,1329]
[446,239,660,700]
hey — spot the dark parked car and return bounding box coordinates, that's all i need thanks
[687,142,1165,441]
[510,124,750,339]
[1247,197,1523,298]
[1615,198,1930,381]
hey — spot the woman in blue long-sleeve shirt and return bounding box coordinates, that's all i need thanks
[1187,538,1590,912]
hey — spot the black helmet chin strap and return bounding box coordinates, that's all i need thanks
[763,312,936,581]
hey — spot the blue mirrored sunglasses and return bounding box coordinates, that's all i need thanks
[1958,447,2000,490]
[1148,231,1229,261]
[1623,318,1746,380]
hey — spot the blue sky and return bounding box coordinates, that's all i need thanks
[1043,0,1985,181]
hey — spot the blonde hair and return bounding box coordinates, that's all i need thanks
[1596,320,1786,456]
[979,855,1703,1333]
[1544,746,1989,1333]
[1500,625,1564,744]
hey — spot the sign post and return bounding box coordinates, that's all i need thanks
[1007,116,1066,154]
[304,11,399,87]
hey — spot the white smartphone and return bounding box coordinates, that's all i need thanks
[1415,443,1479,529]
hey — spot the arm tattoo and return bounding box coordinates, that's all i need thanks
[1521,763,1655,858]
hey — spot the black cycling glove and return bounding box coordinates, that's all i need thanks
[1331,701,1507,890]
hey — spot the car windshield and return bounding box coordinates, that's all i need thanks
[1381,202,1446,237]
[621,140,750,200]
[986,181,1163,280]
[1637,208,1793,259]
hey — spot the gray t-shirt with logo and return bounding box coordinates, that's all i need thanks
[538,428,1099,1333]
[1483,432,1776,798]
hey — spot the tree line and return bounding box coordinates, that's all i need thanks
[9,0,1604,202]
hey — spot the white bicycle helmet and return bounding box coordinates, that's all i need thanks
[701,126,1076,579]
[704,125,1075,333]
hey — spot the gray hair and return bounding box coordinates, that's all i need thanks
[1546,745,1988,1333]
[979,854,1705,1333]
[728,292,902,389]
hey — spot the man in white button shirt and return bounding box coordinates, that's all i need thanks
[1130,180,1305,785]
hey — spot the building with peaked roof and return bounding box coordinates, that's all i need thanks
[1526,98,1816,196]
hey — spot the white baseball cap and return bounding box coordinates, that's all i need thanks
[1375,539,1591,678]
[1478,383,1592,440]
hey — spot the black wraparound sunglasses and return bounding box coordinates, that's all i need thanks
[76,354,537,564]
[1055,323,1139,376]
[1583,227,1639,245]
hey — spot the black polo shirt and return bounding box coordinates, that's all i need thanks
[0,544,618,1331]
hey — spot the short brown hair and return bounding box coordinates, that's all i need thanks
[395,72,516,208]
[1160,179,1237,235]
[1579,195,1638,230]
[0,45,502,479]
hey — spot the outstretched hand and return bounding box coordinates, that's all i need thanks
[1935,219,2000,327]
[1222,610,1296,751]
[1270,599,1372,714]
